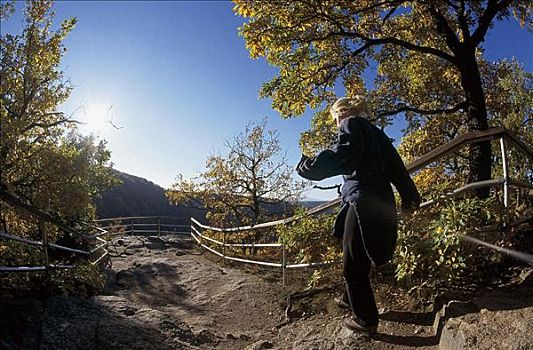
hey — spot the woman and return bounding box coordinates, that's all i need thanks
[296,96,420,333]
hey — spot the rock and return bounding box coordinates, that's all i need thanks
[245,340,274,350]
[126,243,144,249]
[439,306,533,350]
[439,271,533,349]
[432,300,480,335]
[3,294,220,350]
[335,326,370,349]
[193,329,217,345]
[116,270,136,288]
[39,296,177,350]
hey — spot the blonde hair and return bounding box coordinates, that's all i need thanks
[330,96,372,120]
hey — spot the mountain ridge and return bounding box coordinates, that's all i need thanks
[94,170,329,221]
[94,170,206,221]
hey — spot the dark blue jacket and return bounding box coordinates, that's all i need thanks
[296,117,420,265]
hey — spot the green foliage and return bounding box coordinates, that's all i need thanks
[235,0,531,193]
[484,59,533,184]
[0,240,43,270]
[234,0,530,122]
[277,209,341,287]
[393,60,532,292]
[48,262,105,297]
[395,197,503,289]
[0,0,15,20]
[0,1,118,297]
[0,0,119,226]
[299,109,337,157]
[399,59,532,193]
[0,260,105,298]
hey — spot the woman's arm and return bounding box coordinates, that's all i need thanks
[296,119,363,181]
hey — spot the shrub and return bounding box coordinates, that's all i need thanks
[395,197,504,291]
[277,209,342,287]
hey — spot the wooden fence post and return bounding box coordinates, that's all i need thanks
[223,231,226,266]
[499,137,509,227]
[40,221,50,275]
[282,242,287,287]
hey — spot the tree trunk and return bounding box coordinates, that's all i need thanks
[458,49,492,198]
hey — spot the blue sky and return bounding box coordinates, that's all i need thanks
[2,1,531,201]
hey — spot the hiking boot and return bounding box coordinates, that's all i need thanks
[343,317,378,334]
[334,296,351,310]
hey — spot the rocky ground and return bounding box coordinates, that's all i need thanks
[1,234,532,349]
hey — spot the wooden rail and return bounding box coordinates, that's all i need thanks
[95,216,192,237]
[189,127,533,282]
[0,189,110,272]
[406,127,532,172]
[3,127,531,279]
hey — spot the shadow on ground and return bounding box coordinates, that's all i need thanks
[0,295,215,350]
[104,259,202,313]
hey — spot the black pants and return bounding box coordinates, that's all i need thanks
[342,204,379,326]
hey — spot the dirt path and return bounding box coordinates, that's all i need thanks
[2,234,531,349]
[102,235,286,349]
[98,235,442,349]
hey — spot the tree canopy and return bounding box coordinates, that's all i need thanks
[1,0,119,297]
[234,0,531,195]
[1,0,117,233]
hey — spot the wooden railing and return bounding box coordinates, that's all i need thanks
[2,127,531,282]
[190,127,533,285]
[0,189,110,272]
[94,216,191,237]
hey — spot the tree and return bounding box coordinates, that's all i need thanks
[1,0,118,296]
[0,0,117,250]
[233,0,531,196]
[166,120,309,227]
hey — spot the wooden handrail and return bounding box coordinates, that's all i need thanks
[0,189,109,271]
[94,215,190,222]
[193,127,532,232]
[406,127,503,172]
[406,127,533,172]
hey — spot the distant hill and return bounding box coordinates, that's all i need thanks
[94,170,333,223]
[94,170,206,222]
[299,200,329,209]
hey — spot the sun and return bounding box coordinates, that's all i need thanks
[83,103,114,132]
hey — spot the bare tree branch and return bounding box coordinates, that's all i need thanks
[383,3,401,23]
[377,101,468,118]
[471,0,514,46]
[314,184,341,196]
[333,30,458,64]
[21,115,80,134]
[427,4,461,54]
[299,0,457,64]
